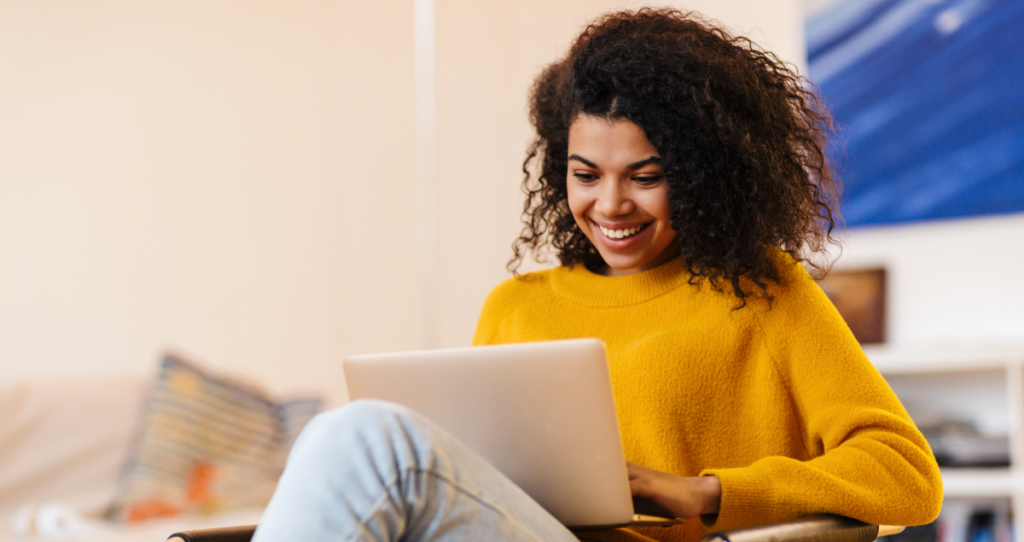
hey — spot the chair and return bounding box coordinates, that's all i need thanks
[167,515,905,542]
[168,525,257,542]
[702,516,905,542]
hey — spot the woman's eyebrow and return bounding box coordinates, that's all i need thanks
[568,154,662,170]
[626,156,662,170]
[568,154,598,168]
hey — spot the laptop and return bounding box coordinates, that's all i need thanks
[343,338,680,528]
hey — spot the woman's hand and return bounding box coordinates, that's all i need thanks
[626,461,722,519]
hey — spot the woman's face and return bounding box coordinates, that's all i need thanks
[566,115,678,276]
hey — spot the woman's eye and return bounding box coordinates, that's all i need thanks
[634,175,665,185]
[573,173,600,182]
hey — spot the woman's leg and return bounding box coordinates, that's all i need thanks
[252,399,580,542]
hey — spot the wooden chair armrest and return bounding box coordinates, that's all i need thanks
[166,517,905,542]
[877,525,906,537]
[167,525,257,542]
[701,515,904,542]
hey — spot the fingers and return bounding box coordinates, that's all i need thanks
[623,463,721,519]
[626,462,657,497]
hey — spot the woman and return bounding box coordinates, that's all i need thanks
[253,9,942,542]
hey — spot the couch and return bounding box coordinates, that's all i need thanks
[0,375,263,542]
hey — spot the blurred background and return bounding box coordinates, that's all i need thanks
[3,0,1020,402]
[0,0,1022,540]
[0,0,820,401]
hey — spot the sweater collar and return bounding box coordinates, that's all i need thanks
[549,257,692,307]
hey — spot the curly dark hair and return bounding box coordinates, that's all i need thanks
[510,8,841,306]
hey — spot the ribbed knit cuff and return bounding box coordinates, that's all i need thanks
[700,468,778,531]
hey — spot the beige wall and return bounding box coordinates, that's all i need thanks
[2,0,1018,403]
[0,0,807,402]
[0,1,419,402]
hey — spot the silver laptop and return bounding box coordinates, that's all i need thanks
[343,338,679,528]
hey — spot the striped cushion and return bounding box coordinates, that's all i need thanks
[109,354,320,522]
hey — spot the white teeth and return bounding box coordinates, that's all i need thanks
[599,225,643,239]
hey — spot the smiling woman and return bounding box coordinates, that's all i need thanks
[251,8,942,542]
[475,7,940,541]
[511,9,842,306]
[566,116,677,277]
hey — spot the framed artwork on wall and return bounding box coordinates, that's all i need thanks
[818,267,887,344]
[803,0,1024,227]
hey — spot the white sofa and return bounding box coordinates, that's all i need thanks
[0,376,263,542]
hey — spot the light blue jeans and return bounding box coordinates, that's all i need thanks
[252,399,581,542]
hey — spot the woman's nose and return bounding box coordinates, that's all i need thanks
[595,180,633,216]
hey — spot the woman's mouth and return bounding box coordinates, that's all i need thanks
[598,223,648,239]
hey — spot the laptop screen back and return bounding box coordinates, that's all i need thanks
[343,338,634,527]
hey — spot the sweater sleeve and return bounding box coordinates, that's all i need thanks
[471,276,524,346]
[471,289,504,346]
[700,263,943,530]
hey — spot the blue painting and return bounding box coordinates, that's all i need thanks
[804,0,1024,227]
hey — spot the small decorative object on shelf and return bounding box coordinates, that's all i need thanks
[919,421,1010,468]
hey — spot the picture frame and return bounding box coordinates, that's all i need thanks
[817,267,887,344]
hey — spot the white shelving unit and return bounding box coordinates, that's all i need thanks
[862,346,1024,533]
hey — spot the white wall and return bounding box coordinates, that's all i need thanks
[836,214,1024,347]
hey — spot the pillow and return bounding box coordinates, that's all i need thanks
[108,354,321,523]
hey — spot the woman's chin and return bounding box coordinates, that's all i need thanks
[596,254,652,276]
[594,243,679,276]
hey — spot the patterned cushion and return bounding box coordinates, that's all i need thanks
[108,354,320,522]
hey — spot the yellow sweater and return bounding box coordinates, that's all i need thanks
[472,255,942,542]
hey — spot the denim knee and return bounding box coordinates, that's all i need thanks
[289,399,429,463]
[310,399,418,434]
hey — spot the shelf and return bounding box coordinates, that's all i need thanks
[941,467,1017,498]
[862,345,1024,374]
[854,346,1024,537]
